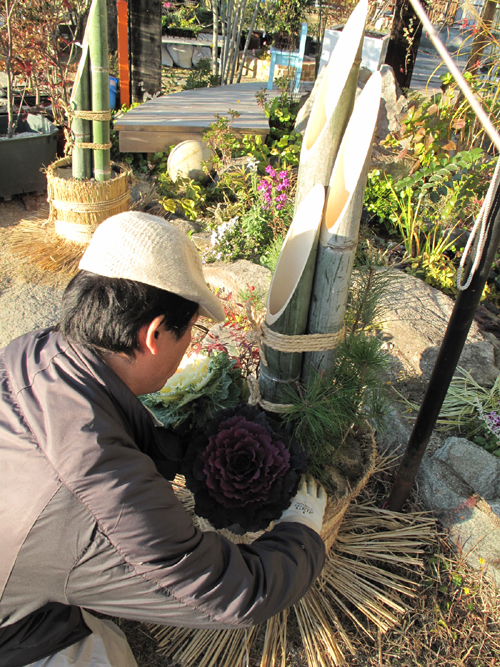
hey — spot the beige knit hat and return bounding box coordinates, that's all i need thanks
[79,211,225,322]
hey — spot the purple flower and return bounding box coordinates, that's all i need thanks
[182,405,307,532]
[279,170,287,179]
[265,165,276,178]
[282,178,290,188]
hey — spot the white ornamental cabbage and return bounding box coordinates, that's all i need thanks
[159,353,213,402]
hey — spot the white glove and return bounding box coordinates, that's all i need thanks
[277,477,327,534]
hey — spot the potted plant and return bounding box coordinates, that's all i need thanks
[0,0,87,199]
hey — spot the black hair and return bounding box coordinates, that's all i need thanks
[58,271,199,356]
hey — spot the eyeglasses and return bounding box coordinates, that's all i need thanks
[192,323,209,334]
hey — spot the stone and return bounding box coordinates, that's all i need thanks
[167,44,194,69]
[381,270,500,387]
[421,340,499,388]
[191,232,212,252]
[192,46,212,67]
[203,259,271,301]
[167,216,201,236]
[417,454,474,515]
[434,437,500,501]
[167,140,214,183]
[416,435,500,586]
[376,65,408,142]
[161,44,173,67]
[446,503,500,588]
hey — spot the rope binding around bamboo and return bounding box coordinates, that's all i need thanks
[47,156,131,244]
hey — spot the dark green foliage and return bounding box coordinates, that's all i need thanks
[281,335,390,489]
[184,59,220,90]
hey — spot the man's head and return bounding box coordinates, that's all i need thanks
[59,272,199,356]
[58,212,224,393]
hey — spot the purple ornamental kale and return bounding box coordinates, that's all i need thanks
[182,404,307,532]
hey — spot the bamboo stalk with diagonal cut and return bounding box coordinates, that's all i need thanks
[302,72,382,385]
[293,0,368,215]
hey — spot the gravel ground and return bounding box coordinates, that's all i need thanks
[0,197,69,348]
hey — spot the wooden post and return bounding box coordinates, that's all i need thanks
[117,0,130,107]
[128,0,162,102]
[384,0,426,89]
[302,73,382,383]
[259,185,325,405]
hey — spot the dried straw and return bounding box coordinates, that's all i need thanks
[10,157,131,275]
[47,156,130,239]
[151,439,435,667]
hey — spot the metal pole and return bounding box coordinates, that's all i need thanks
[387,179,500,511]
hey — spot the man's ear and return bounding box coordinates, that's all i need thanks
[139,316,165,355]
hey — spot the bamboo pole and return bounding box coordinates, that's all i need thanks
[88,0,111,181]
[302,73,382,384]
[229,0,248,83]
[221,0,234,84]
[219,0,227,84]
[70,42,92,180]
[293,0,368,214]
[224,0,240,84]
[236,0,260,83]
[211,0,219,76]
[259,184,326,405]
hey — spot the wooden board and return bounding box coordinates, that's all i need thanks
[114,82,276,153]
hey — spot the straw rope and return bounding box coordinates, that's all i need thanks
[70,141,112,150]
[246,303,345,367]
[69,108,112,121]
[51,190,130,213]
[247,375,294,413]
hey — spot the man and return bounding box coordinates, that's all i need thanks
[0,211,326,667]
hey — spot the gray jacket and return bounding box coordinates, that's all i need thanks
[0,329,325,663]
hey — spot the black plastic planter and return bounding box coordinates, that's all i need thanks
[0,114,58,200]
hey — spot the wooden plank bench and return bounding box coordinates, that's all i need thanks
[114,82,276,153]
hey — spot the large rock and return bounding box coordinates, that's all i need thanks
[381,270,500,387]
[167,44,194,69]
[192,46,212,67]
[203,259,271,300]
[434,437,500,501]
[375,65,407,142]
[419,451,500,586]
[167,140,214,183]
[161,44,173,67]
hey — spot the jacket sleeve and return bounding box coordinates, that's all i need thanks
[59,408,325,629]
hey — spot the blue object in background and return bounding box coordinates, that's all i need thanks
[109,76,118,109]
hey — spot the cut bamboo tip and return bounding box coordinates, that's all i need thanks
[302,0,368,154]
[320,71,382,246]
[266,184,325,325]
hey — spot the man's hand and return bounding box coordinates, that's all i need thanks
[277,477,327,534]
